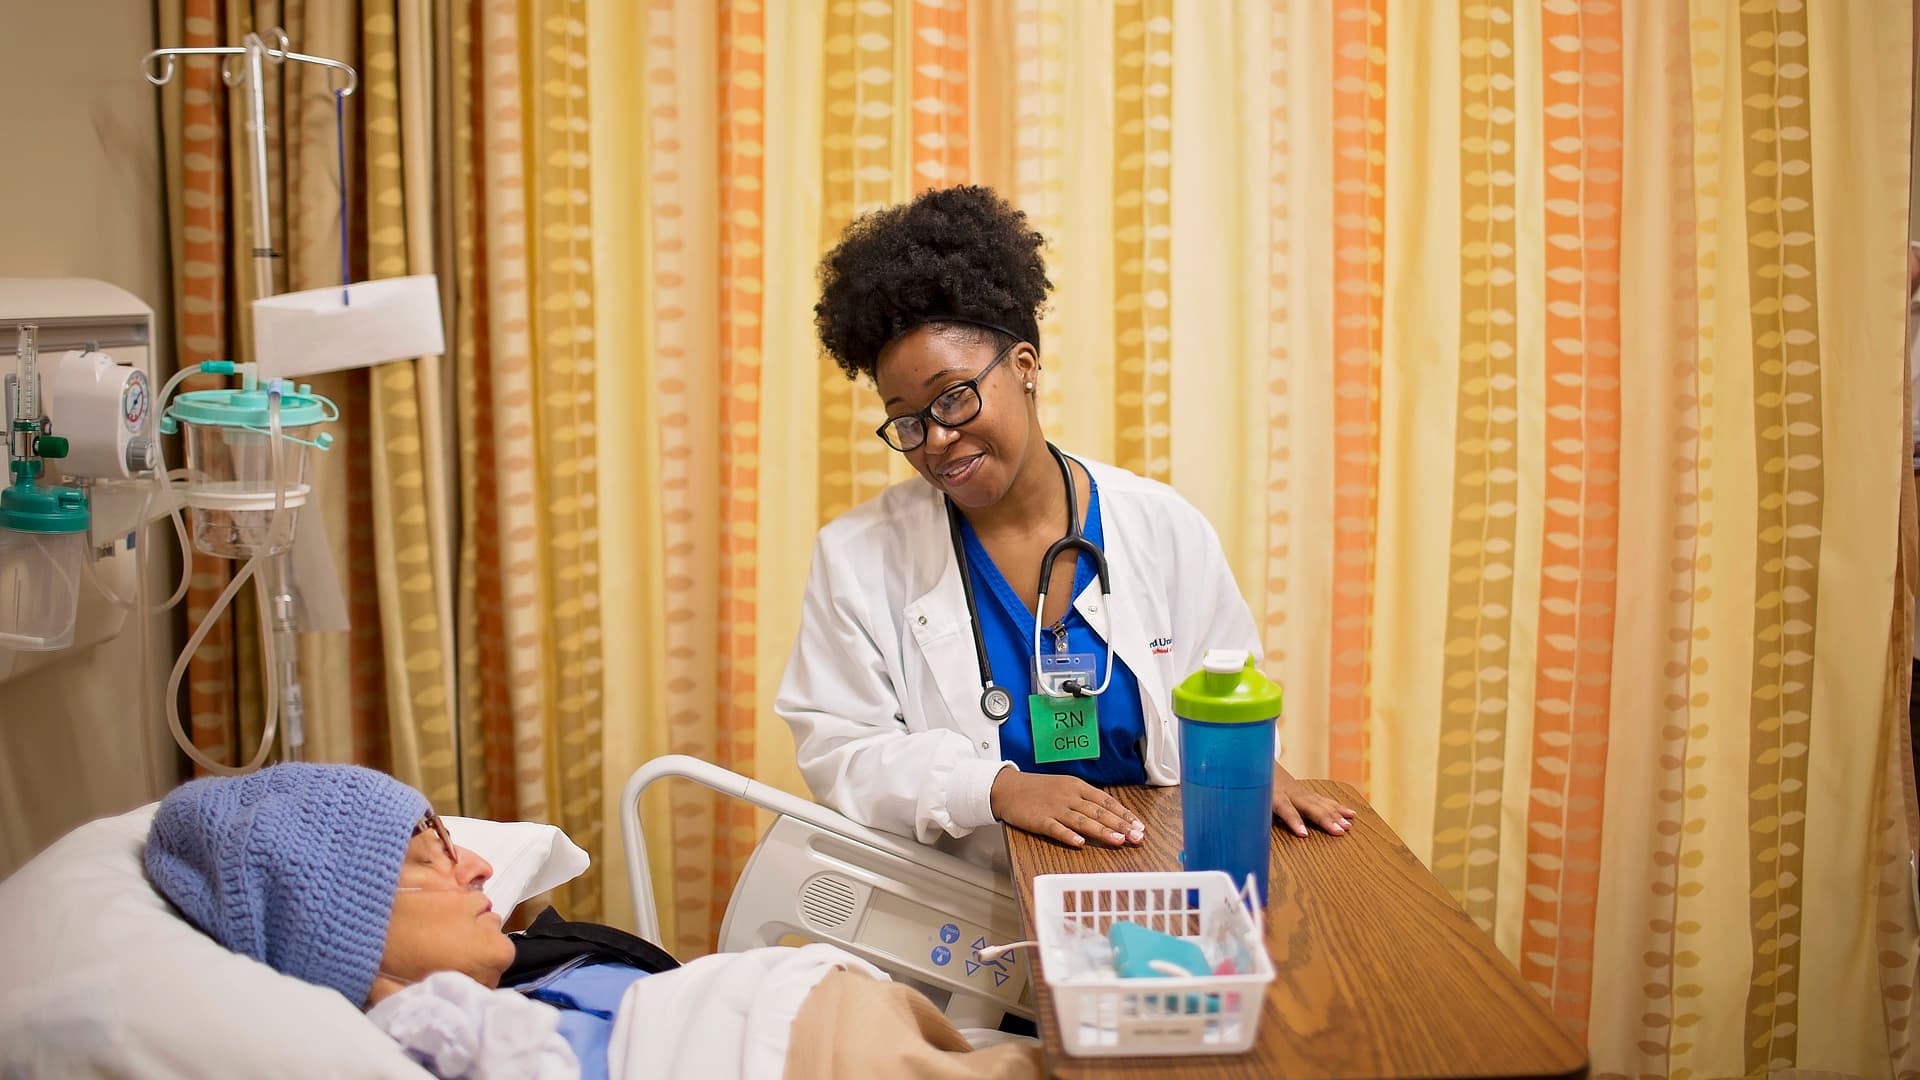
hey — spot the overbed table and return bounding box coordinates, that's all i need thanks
[1003,780,1589,1079]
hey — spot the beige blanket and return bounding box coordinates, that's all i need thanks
[609,944,1041,1079]
[785,969,1043,1080]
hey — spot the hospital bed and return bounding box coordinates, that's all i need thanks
[0,757,1034,1077]
[622,754,1038,1030]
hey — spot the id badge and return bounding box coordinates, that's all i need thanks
[1034,652,1098,697]
[1028,693,1100,764]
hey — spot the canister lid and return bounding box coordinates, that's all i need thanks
[0,479,90,534]
[167,387,330,429]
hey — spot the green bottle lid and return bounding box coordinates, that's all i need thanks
[0,479,90,534]
[1172,649,1283,724]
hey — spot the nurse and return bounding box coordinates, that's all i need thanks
[776,186,1353,868]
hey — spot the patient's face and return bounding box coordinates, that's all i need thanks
[373,830,516,1000]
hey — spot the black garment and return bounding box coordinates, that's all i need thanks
[502,906,681,987]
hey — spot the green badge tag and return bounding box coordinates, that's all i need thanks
[1028,694,1100,764]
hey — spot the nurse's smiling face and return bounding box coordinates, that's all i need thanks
[874,324,1042,513]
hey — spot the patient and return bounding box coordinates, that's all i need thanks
[144,763,1040,1080]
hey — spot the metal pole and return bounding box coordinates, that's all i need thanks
[238,33,303,761]
[243,33,275,302]
[269,557,303,760]
[143,30,359,766]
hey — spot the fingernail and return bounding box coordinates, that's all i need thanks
[1110,832,1125,843]
[1296,826,1308,837]
[1129,827,1145,842]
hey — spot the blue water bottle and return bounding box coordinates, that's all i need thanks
[1173,649,1283,906]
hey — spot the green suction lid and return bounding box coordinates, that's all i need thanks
[0,479,89,534]
[167,387,331,429]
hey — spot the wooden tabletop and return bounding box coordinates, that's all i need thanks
[1004,780,1588,1079]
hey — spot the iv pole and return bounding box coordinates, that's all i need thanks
[142,30,358,764]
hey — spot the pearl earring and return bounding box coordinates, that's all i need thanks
[1025,381,1035,391]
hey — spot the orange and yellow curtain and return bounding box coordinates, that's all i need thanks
[159,0,1919,1073]
[592,1,1918,1076]
[157,0,607,919]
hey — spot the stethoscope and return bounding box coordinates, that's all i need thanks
[946,443,1115,724]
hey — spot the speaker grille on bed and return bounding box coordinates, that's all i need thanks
[798,874,858,930]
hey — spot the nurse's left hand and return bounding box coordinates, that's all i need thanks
[1271,767,1356,838]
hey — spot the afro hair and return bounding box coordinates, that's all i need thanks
[814,185,1053,381]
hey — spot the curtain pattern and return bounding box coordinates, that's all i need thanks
[527,0,606,920]
[599,1,1918,1074]
[155,1,1917,1071]
[157,0,606,914]
[361,0,457,806]
[1111,0,1172,484]
[633,0,726,957]
[454,0,608,917]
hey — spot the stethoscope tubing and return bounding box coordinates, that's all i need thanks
[946,443,1115,725]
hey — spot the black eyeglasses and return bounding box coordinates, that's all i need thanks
[875,341,1019,453]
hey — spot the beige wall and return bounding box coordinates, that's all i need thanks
[0,0,179,876]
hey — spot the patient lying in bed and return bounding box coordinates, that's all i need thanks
[144,764,1040,1080]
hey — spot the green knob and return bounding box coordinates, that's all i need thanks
[34,435,69,459]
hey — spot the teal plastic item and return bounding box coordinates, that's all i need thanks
[1108,919,1222,1015]
[0,479,89,534]
[166,386,335,430]
[1109,920,1209,979]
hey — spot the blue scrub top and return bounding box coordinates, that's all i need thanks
[959,474,1149,786]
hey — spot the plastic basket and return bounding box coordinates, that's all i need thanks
[1034,870,1275,1057]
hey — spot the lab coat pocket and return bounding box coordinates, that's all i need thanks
[903,603,988,738]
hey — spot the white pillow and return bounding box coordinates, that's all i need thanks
[443,813,590,921]
[0,802,590,1078]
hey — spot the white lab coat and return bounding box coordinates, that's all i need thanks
[775,455,1261,869]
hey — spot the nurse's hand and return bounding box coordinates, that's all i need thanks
[990,769,1146,848]
[1272,766,1356,838]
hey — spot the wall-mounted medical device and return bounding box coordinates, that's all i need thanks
[0,278,157,675]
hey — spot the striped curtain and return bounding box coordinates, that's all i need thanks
[156,1,608,917]
[590,1,1918,1074]
[449,0,608,919]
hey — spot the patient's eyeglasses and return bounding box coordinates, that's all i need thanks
[412,810,456,867]
[398,810,485,894]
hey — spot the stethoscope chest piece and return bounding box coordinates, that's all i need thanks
[981,685,1014,724]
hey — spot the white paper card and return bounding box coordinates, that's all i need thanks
[252,275,445,380]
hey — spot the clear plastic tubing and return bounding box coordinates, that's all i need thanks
[160,370,284,775]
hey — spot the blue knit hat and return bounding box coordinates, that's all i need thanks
[144,763,429,1006]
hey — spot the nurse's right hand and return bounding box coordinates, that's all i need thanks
[989,770,1146,848]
